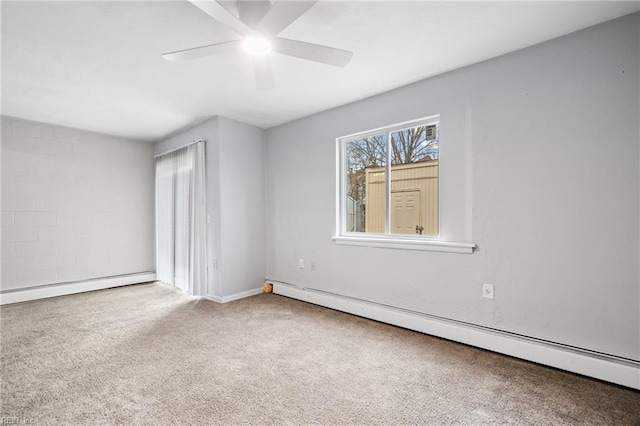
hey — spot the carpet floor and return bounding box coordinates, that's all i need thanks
[1,282,639,425]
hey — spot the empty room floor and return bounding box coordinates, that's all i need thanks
[1,283,639,425]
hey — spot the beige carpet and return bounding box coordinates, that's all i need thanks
[1,282,639,425]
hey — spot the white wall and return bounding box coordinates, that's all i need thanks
[155,116,266,299]
[265,13,640,361]
[218,117,267,297]
[1,116,155,291]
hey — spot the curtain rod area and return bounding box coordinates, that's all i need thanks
[154,139,205,158]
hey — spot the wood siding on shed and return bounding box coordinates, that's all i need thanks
[365,160,438,236]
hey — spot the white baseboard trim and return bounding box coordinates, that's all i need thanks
[271,281,640,390]
[0,272,157,305]
[206,287,264,304]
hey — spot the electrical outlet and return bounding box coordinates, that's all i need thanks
[298,259,304,269]
[482,283,494,300]
[310,261,316,271]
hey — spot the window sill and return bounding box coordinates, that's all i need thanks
[332,235,475,254]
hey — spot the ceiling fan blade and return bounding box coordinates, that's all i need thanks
[162,40,242,62]
[255,1,317,36]
[238,1,271,29]
[190,0,252,36]
[272,37,353,67]
[251,56,275,91]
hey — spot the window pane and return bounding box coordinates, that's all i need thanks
[389,124,439,236]
[345,134,386,233]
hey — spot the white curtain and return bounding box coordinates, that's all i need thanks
[155,142,207,295]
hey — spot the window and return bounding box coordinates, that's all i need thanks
[335,115,472,253]
[340,115,439,236]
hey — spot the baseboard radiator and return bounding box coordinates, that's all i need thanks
[269,280,640,390]
[0,272,157,305]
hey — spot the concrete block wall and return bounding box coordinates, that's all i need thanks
[1,116,155,291]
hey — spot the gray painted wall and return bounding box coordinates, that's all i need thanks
[155,116,266,299]
[1,116,155,290]
[265,13,640,360]
[218,117,267,297]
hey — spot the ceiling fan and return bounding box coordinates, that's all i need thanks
[162,0,354,91]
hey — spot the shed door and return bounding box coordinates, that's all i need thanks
[391,189,421,234]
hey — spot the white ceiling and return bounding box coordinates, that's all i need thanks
[2,1,638,142]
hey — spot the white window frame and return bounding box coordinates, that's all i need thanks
[334,115,475,254]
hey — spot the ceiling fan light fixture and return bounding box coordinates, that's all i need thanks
[243,36,271,56]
